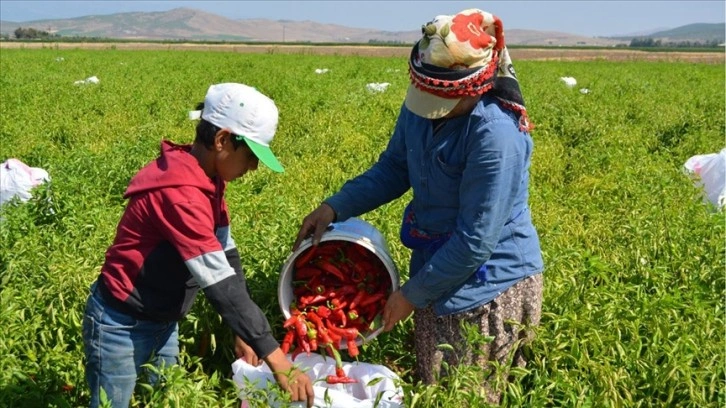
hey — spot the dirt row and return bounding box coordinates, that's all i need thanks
[1,41,723,63]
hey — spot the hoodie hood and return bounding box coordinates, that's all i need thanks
[124,141,216,198]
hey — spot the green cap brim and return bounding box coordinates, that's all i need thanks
[243,137,284,173]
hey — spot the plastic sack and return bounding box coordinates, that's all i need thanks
[560,76,577,87]
[0,158,50,206]
[366,83,390,93]
[683,148,726,210]
[232,353,404,408]
[74,75,100,85]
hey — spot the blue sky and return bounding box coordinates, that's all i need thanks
[1,1,724,37]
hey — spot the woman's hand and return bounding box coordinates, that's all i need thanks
[382,290,415,331]
[234,336,261,366]
[293,203,336,251]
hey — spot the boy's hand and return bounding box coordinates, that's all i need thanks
[265,348,314,407]
[234,336,262,366]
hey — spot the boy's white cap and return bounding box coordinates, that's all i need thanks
[198,83,284,173]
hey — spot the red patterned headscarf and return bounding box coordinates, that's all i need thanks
[404,8,532,131]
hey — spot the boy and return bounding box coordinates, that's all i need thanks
[83,83,313,407]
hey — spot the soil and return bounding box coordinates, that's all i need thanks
[1,41,723,63]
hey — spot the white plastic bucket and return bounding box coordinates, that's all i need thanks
[278,218,400,347]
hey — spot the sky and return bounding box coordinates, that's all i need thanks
[0,1,724,38]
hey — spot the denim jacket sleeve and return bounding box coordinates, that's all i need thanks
[325,109,411,221]
[401,115,529,308]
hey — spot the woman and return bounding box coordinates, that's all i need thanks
[293,9,544,403]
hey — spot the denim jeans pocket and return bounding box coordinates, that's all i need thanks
[88,289,138,330]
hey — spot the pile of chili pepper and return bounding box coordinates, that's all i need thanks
[281,240,392,384]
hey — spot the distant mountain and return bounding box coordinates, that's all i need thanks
[0,8,717,46]
[648,23,725,42]
[609,23,725,43]
[615,27,671,37]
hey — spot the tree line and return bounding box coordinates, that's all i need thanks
[6,27,60,40]
[629,37,723,48]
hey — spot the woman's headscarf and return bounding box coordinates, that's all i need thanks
[404,8,532,131]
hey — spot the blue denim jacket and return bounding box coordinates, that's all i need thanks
[325,95,544,316]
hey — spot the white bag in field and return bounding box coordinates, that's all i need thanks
[232,353,404,408]
[560,76,577,87]
[0,158,50,206]
[683,148,726,210]
[366,83,390,93]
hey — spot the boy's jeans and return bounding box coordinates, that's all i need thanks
[82,281,179,408]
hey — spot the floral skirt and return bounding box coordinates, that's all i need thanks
[413,273,543,404]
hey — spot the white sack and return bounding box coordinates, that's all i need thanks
[560,76,577,87]
[366,83,390,93]
[232,353,404,408]
[0,158,50,206]
[684,148,726,209]
[74,75,99,85]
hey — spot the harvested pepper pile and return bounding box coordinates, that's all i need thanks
[281,240,392,384]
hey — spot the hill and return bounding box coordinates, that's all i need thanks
[648,23,725,42]
[609,23,725,44]
[0,7,626,46]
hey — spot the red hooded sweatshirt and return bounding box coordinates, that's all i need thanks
[96,141,278,358]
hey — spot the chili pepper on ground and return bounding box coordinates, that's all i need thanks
[326,375,358,384]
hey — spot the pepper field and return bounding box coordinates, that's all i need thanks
[0,47,724,407]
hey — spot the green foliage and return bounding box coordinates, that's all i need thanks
[0,49,723,407]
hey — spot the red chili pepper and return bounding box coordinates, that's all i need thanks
[300,294,326,306]
[316,305,332,318]
[346,337,360,357]
[283,314,300,329]
[294,266,322,279]
[317,261,346,282]
[294,318,308,338]
[348,289,367,310]
[330,298,347,310]
[325,321,342,347]
[328,324,360,340]
[294,246,318,269]
[297,332,311,355]
[347,309,359,321]
[359,292,386,307]
[326,375,358,384]
[328,284,358,299]
[333,308,347,327]
[281,330,295,354]
[291,345,304,361]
